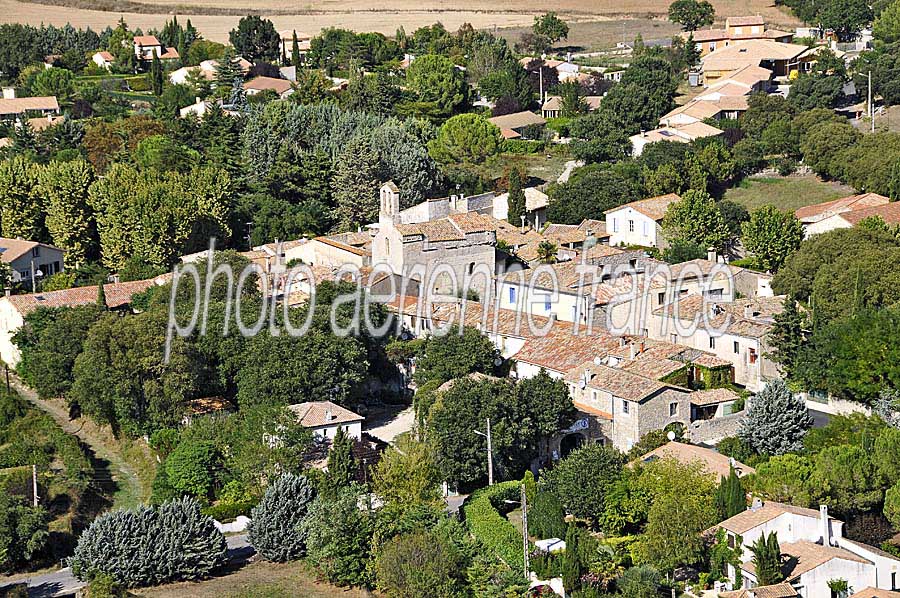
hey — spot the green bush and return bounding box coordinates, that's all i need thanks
[461,481,525,569]
[165,441,221,500]
[502,139,544,154]
[125,76,151,92]
[545,117,573,136]
[247,473,316,562]
[528,490,566,539]
[202,499,256,522]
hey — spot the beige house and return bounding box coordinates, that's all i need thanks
[701,39,820,82]
[133,35,179,61]
[278,30,312,62]
[243,76,294,98]
[630,121,723,156]
[92,51,114,70]
[288,400,363,440]
[637,440,754,477]
[487,111,547,140]
[0,238,65,286]
[689,16,794,56]
[540,95,603,119]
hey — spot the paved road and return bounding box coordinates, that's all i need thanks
[0,535,252,598]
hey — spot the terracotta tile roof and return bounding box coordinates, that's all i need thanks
[315,236,367,256]
[702,40,810,72]
[5,276,167,316]
[159,47,180,60]
[675,121,725,138]
[690,388,741,406]
[653,294,779,340]
[742,540,871,580]
[244,76,292,95]
[288,400,363,428]
[839,201,900,225]
[565,359,676,401]
[524,187,550,212]
[487,111,547,130]
[577,219,608,236]
[710,501,837,535]
[183,396,234,416]
[515,331,622,374]
[726,64,773,86]
[604,194,681,221]
[95,51,114,61]
[0,238,62,263]
[27,114,65,132]
[573,400,613,420]
[794,193,890,222]
[133,35,161,46]
[0,96,59,115]
[542,224,586,245]
[638,441,755,478]
[692,28,728,41]
[850,588,900,598]
[719,583,799,598]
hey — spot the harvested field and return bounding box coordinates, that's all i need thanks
[2,0,800,42]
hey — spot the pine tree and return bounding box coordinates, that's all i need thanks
[326,427,357,495]
[247,473,316,562]
[767,295,807,380]
[215,48,243,92]
[750,531,784,586]
[740,379,813,456]
[291,31,301,67]
[506,167,526,226]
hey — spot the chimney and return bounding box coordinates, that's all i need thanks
[584,367,591,381]
[619,337,627,347]
[750,497,763,511]
[820,505,832,546]
[628,343,637,360]
[4,288,9,297]
[324,407,333,422]
[195,96,201,104]
[640,129,646,137]
[743,305,753,319]
[2,87,15,100]
[707,247,717,262]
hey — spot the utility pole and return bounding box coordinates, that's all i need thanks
[869,71,875,133]
[5,363,9,394]
[473,418,494,486]
[32,464,38,507]
[521,483,530,580]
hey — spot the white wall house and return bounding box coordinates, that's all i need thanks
[288,400,363,440]
[605,194,681,248]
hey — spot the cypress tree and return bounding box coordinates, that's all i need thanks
[291,30,301,67]
[97,282,107,309]
[561,523,581,592]
[150,53,163,96]
[767,295,806,380]
[506,167,527,226]
[325,427,357,495]
[716,466,745,520]
[750,531,784,586]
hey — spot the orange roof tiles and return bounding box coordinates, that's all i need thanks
[794,193,890,222]
[605,194,681,221]
[288,400,363,427]
[6,276,167,316]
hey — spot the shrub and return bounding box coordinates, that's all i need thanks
[461,481,524,569]
[165,441,221,500]
[125,76,151,92]
[374,530,468,598]
[501,139,544,154]
[247,473,316,562]
[301,487,374,587]
[202,499,256,522]
[70,497,226,587]
[529,490,567,539]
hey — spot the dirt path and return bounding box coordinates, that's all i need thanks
[9,374,147,511]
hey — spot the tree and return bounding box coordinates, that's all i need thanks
[32,67,76,101]
[818,0,873,41]
[325,427,357,495]
[37,159,96,268]
[372,435,442,509]
[800,120,859,180]
[413,325,499,385]
[332,136,381,230]
[546,162,644,223]
[290,30,302,66]
[741,206,804,272]
[740,379,812,455]
[875,0,900,42]
[506,166,526,225]
[229,15,280,61]
[662,239,706,263]
[617,565,661,598]
[787,74,844,111]
[875,427,900,481]
[569,111,632,163]
[427,113,501,164]
[165,441,221,500]
[748,454,814,505]
[0,493,49,573]
[374,529,469,598]
[661,189,730,251]
[767,296,807,381]
[214,48,244,93]
[715,467,745,520]
[541,443,624,524]
[561,523,582,592]
[885,482,900,528]
[301,487,373,587]
[536,240,558,264]
[532,12,569,48]
[247,473,317,562]
[70,497,226,587]
[750,532,784,586]
[515,370,576,439]
[149,53,163,96]
[808,444,885,517]
[528,490,567,539]
[668,0,716,31]
[0,155,43,241]
[405,54,469,116]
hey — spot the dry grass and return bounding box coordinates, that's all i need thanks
[133,561,377,598]
[497,17,682,52]
[1,0,800,42]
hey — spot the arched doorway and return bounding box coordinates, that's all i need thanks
[560,433,584,458]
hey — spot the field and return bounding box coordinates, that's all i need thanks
[0,0,800,43]
[723,174,855,213]
[133,561,378,598]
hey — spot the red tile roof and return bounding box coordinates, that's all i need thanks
[5,276,168,316]
[288,400,363,427]
[840,201,900,225]
[605,194,681,221]
[794,193,890,222]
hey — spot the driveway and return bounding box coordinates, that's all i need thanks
[366,405,415,444]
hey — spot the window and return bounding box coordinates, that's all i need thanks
[733,341,739,354]
[749,348,758,364]
[622,400,629,414]
[508,287,516,304]
[642,221,648,236]
[467,262,475,275]
[707,288,723,298]
[670,334,678,344]
[31,246,40,257]
[657,292,665,305]
[892,572,897,590]
[709,337,716,349]
[18,270,28,279]
[669,402,678,416]
[544,297,552,312]
[612,218,618,232]
[709,41,716,51]
[628,220,635,232]
[727,534,735,549]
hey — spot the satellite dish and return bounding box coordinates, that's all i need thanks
[667,430,676,441]
[593,356,603,365]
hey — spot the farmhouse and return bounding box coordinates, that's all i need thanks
[701,39,820,83]
[91,51,114,70]
[133,35,179,61]
[243,76,294,98]
[0,238,65,286]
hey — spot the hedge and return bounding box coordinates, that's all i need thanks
[461,481,526,569]
[501,139,544,154]
[126,76,151,92]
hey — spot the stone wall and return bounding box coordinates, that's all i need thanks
[687,411,746,445]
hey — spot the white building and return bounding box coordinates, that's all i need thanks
[794,193,892,237]
[605,194,681,248]
[288,400,363,440]
[92,51,114,70]
[711,501,900,597]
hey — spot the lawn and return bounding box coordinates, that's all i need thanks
[133,561,376,598]
[723,174,855,213]
[483,145,574,186]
